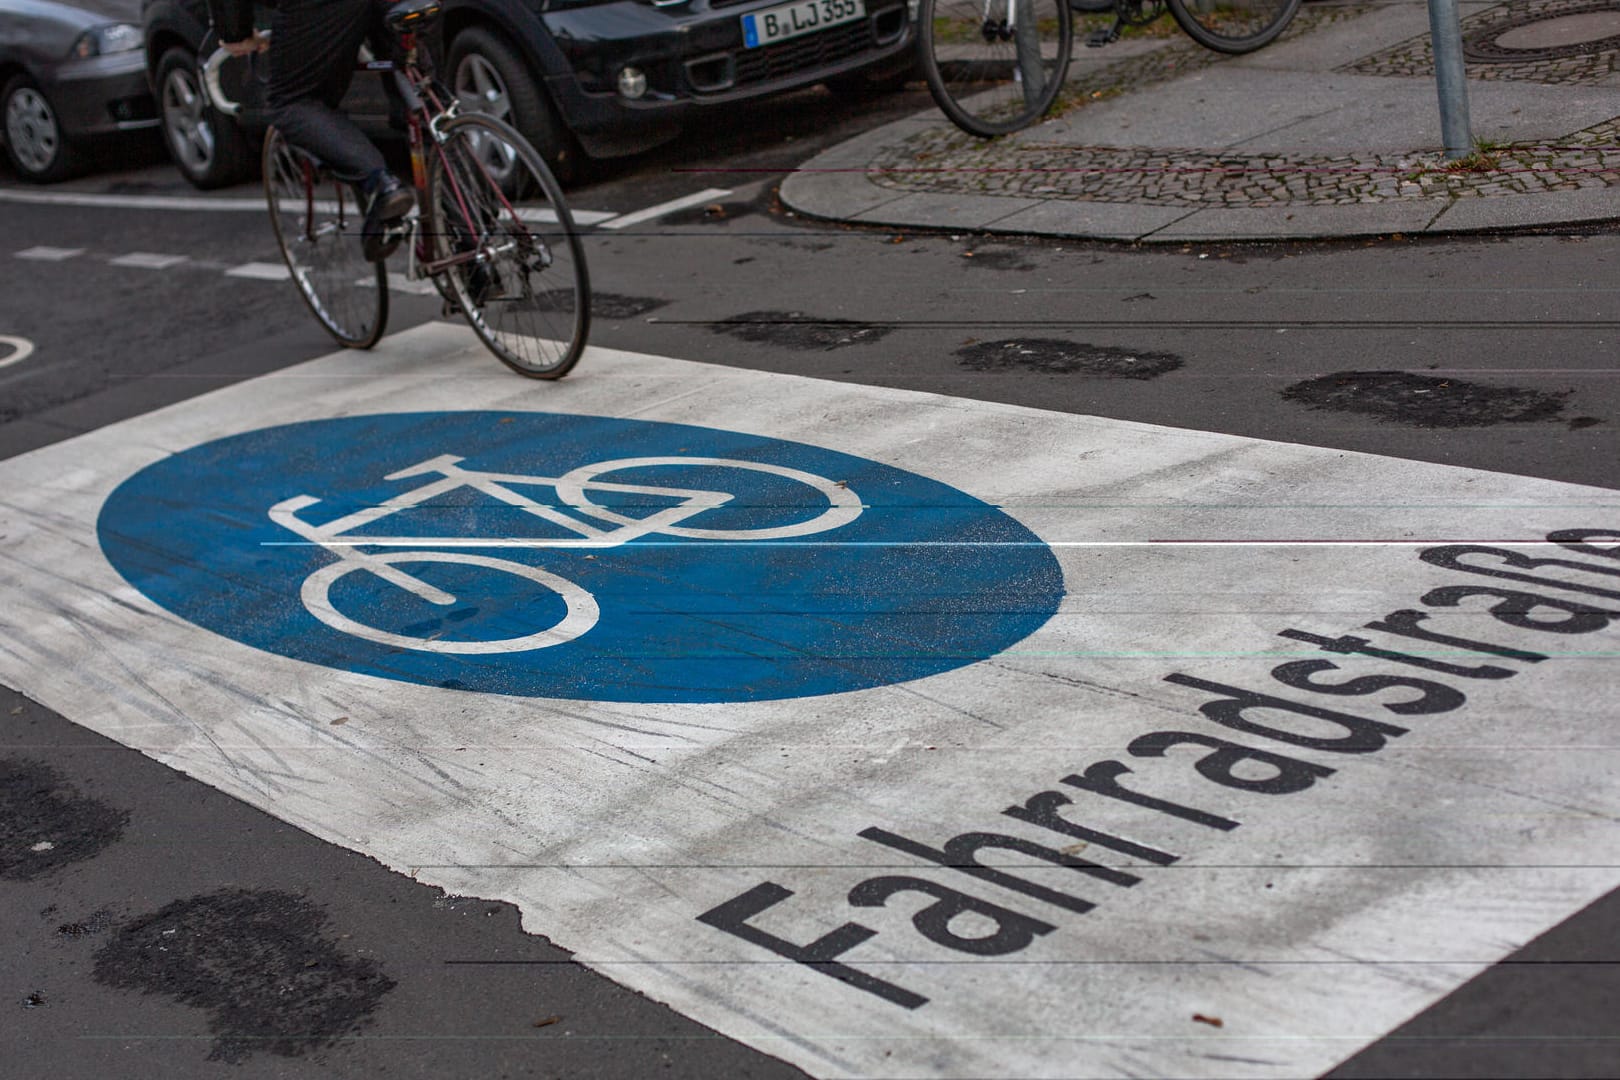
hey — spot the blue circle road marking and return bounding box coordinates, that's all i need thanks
[97,412,1063,703]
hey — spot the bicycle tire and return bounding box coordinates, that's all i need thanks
[425,112,589,379]
[919,0,1073,138]
[262,127,388,350]
[1165,0,1300,53]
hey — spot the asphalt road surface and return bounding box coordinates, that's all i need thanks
[3,83,1618,1080]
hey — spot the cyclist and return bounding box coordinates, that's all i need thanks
[209,0,415,261]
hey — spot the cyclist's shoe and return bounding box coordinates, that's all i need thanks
[361,172,415,262]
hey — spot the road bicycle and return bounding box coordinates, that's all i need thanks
[202,0,589,378]
[268,453,865,653]
[918,0,1301,137]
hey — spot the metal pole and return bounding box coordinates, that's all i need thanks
[1428,0,1474,159]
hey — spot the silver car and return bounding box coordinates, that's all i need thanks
[0,0,159,181]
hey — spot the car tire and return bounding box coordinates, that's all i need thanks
[2,74,81,182]
[447,25,584,187]
[156,47,256,189]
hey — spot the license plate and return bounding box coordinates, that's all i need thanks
[742,0,866,47]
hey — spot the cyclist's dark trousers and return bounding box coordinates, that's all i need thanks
[267,0,385,182]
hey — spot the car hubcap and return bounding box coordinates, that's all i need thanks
[5,89,60,173]
[454,56,519,186]
[162,68,216,172]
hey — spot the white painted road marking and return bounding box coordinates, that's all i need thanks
[108,252,189,269]
[0,335,34,369]
[1,184,667,228]
[224,262,291,281]
[15,246,83,261]
[1,322,1618,1079]
[597,188,734,230]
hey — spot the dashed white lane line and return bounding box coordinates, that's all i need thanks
[596,187,734,230]
[16,246,84,261]
[225,262,290,281]
[109,252,189,270]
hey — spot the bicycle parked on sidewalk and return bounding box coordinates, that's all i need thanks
[202,0,589,378]
[918,0,1301,137]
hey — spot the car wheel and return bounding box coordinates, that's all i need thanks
[447,26,583,187]
[2,74,80,182]
[156,47,255,189]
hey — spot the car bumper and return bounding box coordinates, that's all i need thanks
[41,52,160,138]
[541,0,913,156]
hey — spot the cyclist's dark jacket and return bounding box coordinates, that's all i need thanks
[207,0,387,183]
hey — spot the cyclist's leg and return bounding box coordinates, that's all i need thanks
[268,0,411,259]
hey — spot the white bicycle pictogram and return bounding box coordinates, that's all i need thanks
[269,454,863,654]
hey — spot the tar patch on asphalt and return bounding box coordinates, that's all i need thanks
[1282,370,1571,427]
[92,889,396,1063]
[956,339,1184,378]
[587,292,669,320]
[712,310,894,350]
[0,757,129,881]
[958,247,1036,271]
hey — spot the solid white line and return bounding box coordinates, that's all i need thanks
[0,189,267,212]
[15,246,84,261]
[0,335,35,370]
[0,185,618,224]
[109,252,189,270]
[596,188,733,230]
[225,262,290,281]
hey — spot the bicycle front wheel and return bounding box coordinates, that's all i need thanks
[262,127,388,349]
[1166,0,1300,53]
[426,113,589,379]
[919,0,1073,138]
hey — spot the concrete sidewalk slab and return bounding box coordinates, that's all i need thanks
[781,0,1620,241]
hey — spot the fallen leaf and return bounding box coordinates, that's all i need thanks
[1193,1014,1224,1028]
[330,717,348,726]
[534,1015,562,1028]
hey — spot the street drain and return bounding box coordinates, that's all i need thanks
[1463,3,1620,62]
[711,310,893,350]
[957,339,1183,378]
[92,889,395,1063]
[1281,371,1570,427]
[0,758,129,881]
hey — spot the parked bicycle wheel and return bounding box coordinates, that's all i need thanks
[919,0,1073,138]
[425,113,589,379]
[263,127,388,349]
[1165,0,1300,53]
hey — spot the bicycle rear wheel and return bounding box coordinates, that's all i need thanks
[919,0,1073,138]
[1166,0,1300,53]
[425,113,589,379]
[262,127,388,349]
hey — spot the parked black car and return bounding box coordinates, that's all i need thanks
[139,0,914,187]
[1,0,159,181]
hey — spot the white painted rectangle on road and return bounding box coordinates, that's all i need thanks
[224,261,290,281]
[1,322,1618,1079]
[15,246,84,261]
[109,252,189,270]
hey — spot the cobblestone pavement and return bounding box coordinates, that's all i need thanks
[866,0,1620,208]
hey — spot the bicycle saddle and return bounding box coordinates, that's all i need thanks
[385,0,443,33]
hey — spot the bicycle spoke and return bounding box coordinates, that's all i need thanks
[427,114,588,378]
[921,0,1073,137]
[264,128,388,349]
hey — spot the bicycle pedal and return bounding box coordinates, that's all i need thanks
[1086,25,1120,46]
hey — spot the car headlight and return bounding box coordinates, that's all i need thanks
[69,23,144,59]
